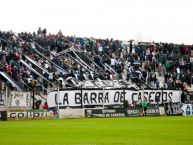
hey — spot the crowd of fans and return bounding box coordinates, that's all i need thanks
[0,28,193,95]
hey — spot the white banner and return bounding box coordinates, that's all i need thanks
[47,89,126,108]
[9,91,31,107]
[59,109,84,118]
[47,89,181,108]
[125,90,181,105]
[181,104,193,116]
[8,111,55,119]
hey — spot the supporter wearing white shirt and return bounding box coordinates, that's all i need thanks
[146,48,150,55]
[48,72,54,81]
[98,46,103,52]
[111,57,116,68]
[146,48,150,60]
[98,45,103,55]
[176,67,180,80]
[31,42,36,49]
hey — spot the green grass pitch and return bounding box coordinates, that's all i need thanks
[0,116,193,145]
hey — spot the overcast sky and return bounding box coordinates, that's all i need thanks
[0,0,193,44]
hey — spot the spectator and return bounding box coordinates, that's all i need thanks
[142,98,148,116]
[0,28,192,95]
[43,101,48,110]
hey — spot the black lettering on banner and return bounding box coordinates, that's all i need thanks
[149,92,155,103]
[55,93,62,105]
[132,93,137,104]
[113,91,125,103]
[18,113,24,118]
[34,112,40,117]
[127,109,140,116]
[155,92,161,103]
[26,112,29,117]
[90,93,97,104]
[63,93,69,105]
[114,92,120,102]
[86,109,127,118]
[168,92,172,101]
[28,112,33,118]
[98,93,103,103]
[49,89,180,107]
[8,111,50,119]
[55,93,58,105]
[83,93,89,104]
[163,92,168,102]
[144,92,148,100]
[75,93,81,104]
[105,92,109,103]
[138,92,142,101]
[120,92,126,103]
[10,113,16,118]
[146,108,160,115]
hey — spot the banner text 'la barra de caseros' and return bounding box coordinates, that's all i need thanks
[47,89,181,107]
[47,89,181,108]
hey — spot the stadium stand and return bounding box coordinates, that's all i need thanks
[0,28,193,108]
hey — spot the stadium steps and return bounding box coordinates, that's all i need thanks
[0,71,24,92]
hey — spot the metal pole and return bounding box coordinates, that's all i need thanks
[81,86,83,108]
[142,86,145,101]
[32,86,35,118]
[57,87,60,119]
[103,86,105,109]
[32,87,35,109]
[5,86,9,109]
[161,87,164,107]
